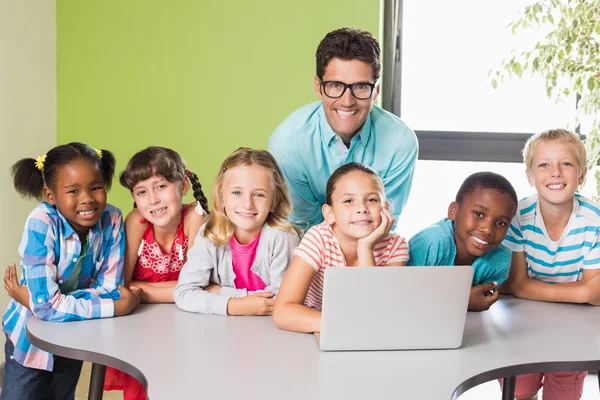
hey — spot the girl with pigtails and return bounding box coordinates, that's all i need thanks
[1,142,141,400]
[103,146,209,400]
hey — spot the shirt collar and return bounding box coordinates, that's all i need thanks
[45,201,101,242]
[318,102,373,147]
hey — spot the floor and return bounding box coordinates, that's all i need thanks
[74,364,599,399]
[76,363,121,400]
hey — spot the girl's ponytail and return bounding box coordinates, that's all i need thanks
[98,149,116,191]
[11,158,46,200]
[12,143,116,201]
[186,170,209,214]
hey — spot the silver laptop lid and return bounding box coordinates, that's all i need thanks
[319,266,474,351]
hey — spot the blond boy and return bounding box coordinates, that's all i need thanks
[503,129,600,400]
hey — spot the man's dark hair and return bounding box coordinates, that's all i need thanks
[456,172,518,205]
[316,28,381,82]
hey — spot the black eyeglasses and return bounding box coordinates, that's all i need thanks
[320,80,376,100]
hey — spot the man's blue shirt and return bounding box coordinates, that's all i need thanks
[269,101,418,229]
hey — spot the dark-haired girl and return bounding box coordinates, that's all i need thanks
[1,142,141,400]
[104,146,209,400]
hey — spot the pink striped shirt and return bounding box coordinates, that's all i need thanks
[294,222,409,310]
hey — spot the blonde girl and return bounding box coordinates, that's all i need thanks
[174,148,301,316]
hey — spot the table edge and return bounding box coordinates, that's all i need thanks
[452,361,600,399]
[26,321,148,390]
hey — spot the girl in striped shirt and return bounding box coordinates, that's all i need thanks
[273,162,409,333]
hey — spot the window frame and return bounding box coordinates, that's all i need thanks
[385,0,578,163]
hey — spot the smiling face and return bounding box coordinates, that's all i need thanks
[322,170,385,242]
[132,174,187,230]
[221,164,275,244]
[314,58,379,143]
[448,187,516,263]
[44,158,107,239]
[527,140,586,209]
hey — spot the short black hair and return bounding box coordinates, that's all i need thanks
[456,172,518,205]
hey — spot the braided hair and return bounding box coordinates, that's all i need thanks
[119,146,209,213]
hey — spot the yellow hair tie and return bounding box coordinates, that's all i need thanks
[94,148,103,159]
[34,154,47,171]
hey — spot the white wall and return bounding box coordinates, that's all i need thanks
[0,0,56,333]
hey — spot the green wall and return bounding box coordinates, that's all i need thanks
[57,0,380,213]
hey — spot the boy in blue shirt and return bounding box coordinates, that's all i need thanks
[408,172,518,311]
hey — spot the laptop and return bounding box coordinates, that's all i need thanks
[317,266,474,351]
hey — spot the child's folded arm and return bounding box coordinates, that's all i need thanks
[273,255,321,333]
[173,238,230,315]
[23,215,118,321]
[508,251,589,303]
[28,268,117,321]
[129,280,176,303]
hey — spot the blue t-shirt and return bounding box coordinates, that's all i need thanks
[407,218,511,286]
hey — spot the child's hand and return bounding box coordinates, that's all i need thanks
[468,282,499,311]
[357,208,395,251]
[4,264,30,310]
[227,292,275,316]
[114,285,143,316]
[583,275,600,306]
[134,285,153,304]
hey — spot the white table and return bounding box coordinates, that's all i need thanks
[26,297,600,399]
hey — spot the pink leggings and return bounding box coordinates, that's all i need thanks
[499,372,587,400]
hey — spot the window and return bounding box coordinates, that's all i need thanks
[397,160,533,237]
[395,0,577,161]
[398,160,598,237]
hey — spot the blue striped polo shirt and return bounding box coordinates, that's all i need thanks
[504,194,600,283]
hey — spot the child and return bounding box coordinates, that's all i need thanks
[174,148,300,316]
[103,146,209,400]
[407,171,518,311]
[273,162,408,333]
[1,142,141,400]
[118,146,209,302]
[502,129,600,400]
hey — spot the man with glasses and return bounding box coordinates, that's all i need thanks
[269,27,418,229]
